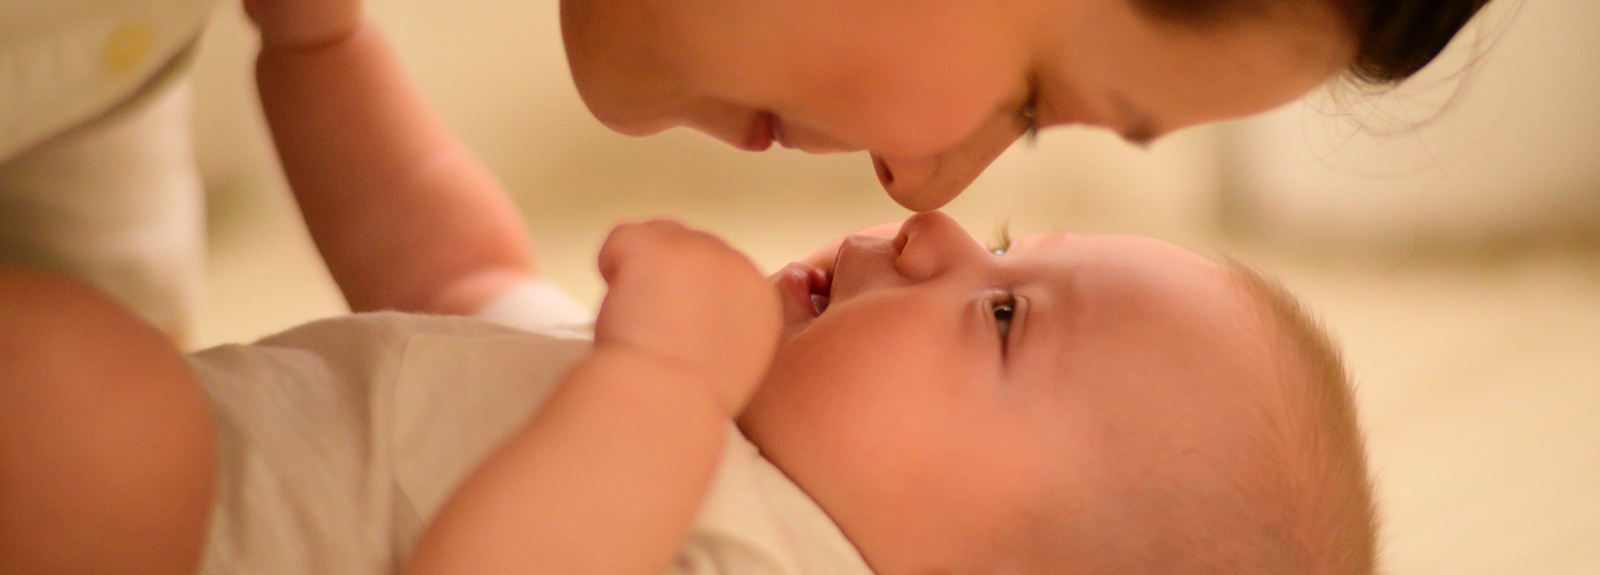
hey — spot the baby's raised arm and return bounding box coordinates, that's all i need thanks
[247,0,535,314]
[405,220,782,575]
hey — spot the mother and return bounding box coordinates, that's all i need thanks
[562,0,1492,211]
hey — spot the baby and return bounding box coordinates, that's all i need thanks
[0,9,1375,575]
[747,214,1378,575]
[0,215,1378,575]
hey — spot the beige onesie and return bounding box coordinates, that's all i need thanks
[188,312,874,575]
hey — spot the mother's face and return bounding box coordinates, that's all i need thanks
[561,0,1351,211]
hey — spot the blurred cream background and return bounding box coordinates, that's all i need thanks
[186,0,1598,573]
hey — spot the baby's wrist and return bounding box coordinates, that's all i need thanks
[586,342,748,417]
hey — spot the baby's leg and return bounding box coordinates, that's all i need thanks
[0,267,214,575]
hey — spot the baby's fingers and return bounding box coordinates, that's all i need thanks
[597,219,695,283]
[598,219,760,285]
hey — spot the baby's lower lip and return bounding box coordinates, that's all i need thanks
[774,263,829,320]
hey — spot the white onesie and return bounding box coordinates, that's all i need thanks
[187,310,875,575]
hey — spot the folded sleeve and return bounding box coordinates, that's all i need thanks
[471,279,592,332]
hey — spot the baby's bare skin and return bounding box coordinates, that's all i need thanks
[250,0,535,316]
[0,267,215,575]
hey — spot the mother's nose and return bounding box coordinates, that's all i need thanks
[872,113,1029,212]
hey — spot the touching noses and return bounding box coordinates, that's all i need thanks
[892,212,986,282]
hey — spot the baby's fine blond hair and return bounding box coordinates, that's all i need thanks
[1221,262,1377,575]
[1025,262,1377,575]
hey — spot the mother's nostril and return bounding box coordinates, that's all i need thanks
[873,156,894,185]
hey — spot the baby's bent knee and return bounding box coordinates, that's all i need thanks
[0,265,211,452]
[0,266,215,575]
[0,266,194,395]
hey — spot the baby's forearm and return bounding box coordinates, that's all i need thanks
[255,21,534,314]
[403,347,729,575]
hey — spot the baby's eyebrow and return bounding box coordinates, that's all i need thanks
[1009,231,1072,252]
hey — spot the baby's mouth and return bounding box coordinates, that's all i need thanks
[809,262,833,315]
[811,286,831,316]
[772,262,832,325]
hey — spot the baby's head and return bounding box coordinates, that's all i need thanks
[738,212,1374,575]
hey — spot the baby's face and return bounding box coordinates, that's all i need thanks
[738,212,1277,574]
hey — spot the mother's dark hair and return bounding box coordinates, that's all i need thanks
[1135,0,1495,84]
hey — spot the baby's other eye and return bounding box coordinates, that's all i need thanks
[992,296,1015,343]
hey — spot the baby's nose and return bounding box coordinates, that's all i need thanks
[892,212,984,281]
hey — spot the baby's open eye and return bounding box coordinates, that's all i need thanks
[992,297,1015,342]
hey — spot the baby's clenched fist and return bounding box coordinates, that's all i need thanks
[593,220,782,415]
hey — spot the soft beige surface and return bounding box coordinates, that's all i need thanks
[189,2,1600,573]
[1226,0,1600,247]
